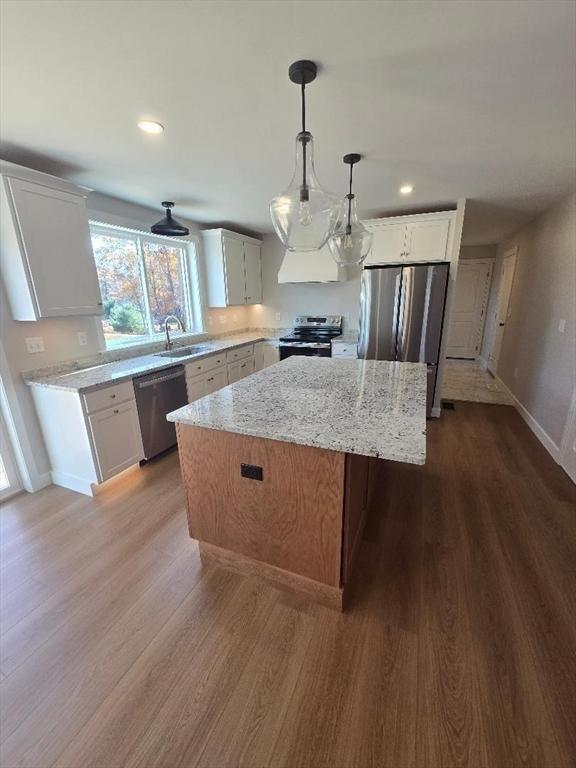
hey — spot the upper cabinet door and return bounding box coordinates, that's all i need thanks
[222,235,247,306]
[364,224,405,265]
[243,241,262,304]
[404,218,450,262]
[7,178,103,318]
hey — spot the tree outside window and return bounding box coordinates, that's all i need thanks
[90,224,195,348]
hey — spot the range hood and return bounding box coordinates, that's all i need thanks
[278,245,348,283]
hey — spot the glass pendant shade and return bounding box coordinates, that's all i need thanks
[329,195,373,266]
[270,131,340,252]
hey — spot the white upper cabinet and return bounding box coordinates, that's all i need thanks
[364,224,405,265]
[404,218,451,261]
[202,228,262,307]
[244,241,263,303]
[0,162,103,320]
[363,212,454,266]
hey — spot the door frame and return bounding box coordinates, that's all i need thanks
[0,406,22,501]
[559,386,576,485]
[447,258,494,360]
[487,247,518,376]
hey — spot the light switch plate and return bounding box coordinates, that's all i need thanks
[275,312,281,322]
[558,319,566,333]
[25,337,45,354]
[77,331,88,346]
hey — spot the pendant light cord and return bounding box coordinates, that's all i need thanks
[346,162,354,233]
[301,80,308,197]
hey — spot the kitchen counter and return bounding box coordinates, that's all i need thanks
[168,356,427,464]
[23,332,276,393]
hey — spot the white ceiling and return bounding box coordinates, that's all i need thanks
[1,0,575,245]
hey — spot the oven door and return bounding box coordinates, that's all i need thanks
[279,345,331,361]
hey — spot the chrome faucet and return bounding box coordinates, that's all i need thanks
[164,315,184,351]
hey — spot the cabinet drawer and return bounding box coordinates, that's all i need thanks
[226,344,254,363]
[227,356,255,384]
[87,400,143,482]
[331,344,357,358]
[185,352,226,378]
[83,381,135,414]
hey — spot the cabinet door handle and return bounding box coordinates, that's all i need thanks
[113,408,119,414]
[110,393,116,399]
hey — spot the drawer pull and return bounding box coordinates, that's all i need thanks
[110,394,116,398]
[113,409,119,414]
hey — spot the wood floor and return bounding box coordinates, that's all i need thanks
[1,403,575,768]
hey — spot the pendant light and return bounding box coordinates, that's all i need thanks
[270,60,340,252]
[151,202,190,237]
[328,154,373,266]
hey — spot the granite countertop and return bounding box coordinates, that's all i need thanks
[23,332,276,393]
[168,357,427,464]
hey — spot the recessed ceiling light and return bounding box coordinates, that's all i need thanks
[399,184,414,195]
[138,120,164,135]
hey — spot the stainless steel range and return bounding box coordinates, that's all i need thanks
[279,315,342,360]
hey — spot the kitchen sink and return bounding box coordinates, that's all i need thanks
[155,345,206,358]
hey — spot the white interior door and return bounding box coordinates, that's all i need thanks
[487,249,517,376]
[0,409,22,501]
[560,388,576,485]
[447,261,493,359]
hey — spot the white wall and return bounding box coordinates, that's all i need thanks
[486,191,575,449]
[248,234,362,331]
[460,244,497,261]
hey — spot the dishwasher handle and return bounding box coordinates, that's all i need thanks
[135,369,186,389]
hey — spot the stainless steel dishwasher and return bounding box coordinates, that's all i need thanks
[134,366,188,460]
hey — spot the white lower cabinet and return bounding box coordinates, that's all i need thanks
[186,365,228,402]
[262,342,280,367]
[227,357,255,384]
[88,401,143,481]
[31,380,144,496]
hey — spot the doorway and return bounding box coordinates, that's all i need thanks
[487,247,518,376]
[0,408,22,501]
[447,260,493,359]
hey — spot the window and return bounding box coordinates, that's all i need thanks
[90,223,199,348]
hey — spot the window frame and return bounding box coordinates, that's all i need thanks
[89,221,203,350]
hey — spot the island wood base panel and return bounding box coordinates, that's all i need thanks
[176,424,372,609]
[198,541,345,610]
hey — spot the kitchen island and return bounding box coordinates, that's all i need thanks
[168,357,427,609]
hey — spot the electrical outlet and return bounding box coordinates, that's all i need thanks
[275,312,281,322]
[77,331,88,346]
[218,315,225,325]
[25,337,45,354]
[558,319,566,333]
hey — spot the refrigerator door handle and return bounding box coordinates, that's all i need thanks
[396,267,412,361]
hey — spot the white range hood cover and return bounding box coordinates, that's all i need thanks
[278,245,346,283]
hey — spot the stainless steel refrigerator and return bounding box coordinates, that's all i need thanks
[358,262,450,417]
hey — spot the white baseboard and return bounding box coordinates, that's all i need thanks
[494,376,560,462]
[477,356,488,370]
[51,471,95,497]
[25,471,52,493]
